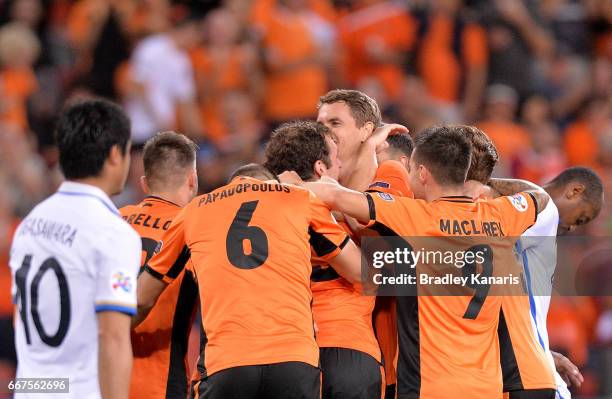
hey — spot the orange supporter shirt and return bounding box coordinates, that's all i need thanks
[147,177,349,378]
[120,197,198,399]
[261,11,327,120]
[418,16,487,103]
[477,120,532,162]
[366,160,413,386]
[0,68,37,131]
[338,2,416,100]
[364,192,538,399]
[563,120,599,168]
[190,47,249,143]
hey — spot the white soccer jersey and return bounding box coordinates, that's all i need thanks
[9,182,141,399]
[519,199,571,399]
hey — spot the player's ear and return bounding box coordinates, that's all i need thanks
[360,121,375,142]
[418,165,428,184]
[140,176,149,195]
[188,168,198,195]
[567,182,586,200]
[313,160,326,179]
[399,155,409,169]
[107,144,122,166]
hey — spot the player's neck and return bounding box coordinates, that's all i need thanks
[68,177,116,198]
[338,158,357,186]
[425,184,465,202]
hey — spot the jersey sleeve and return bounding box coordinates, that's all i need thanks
[367,160,413,198]
[145,207,190,284]
[94,226,141,316]
[496,192,538,236]
[308,191,351,263]
[364,191,421,238]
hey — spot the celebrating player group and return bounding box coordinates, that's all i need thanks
[9,90,603,399]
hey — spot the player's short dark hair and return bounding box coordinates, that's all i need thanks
[56,99,131,180]
[143,131,198,190]
[264,121,333,181]
[229,163,276,181]
[413,126,472,186]
[318,89,382,128]
[455,125,499,184]
[387,133,414,158]
[547,167,604,206]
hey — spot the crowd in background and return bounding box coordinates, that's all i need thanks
[0,0,611,397]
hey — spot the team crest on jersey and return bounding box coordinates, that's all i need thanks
[508,194,528,212]
[111,271,132,293]
[377,192,394,202]
[369,181,390,189]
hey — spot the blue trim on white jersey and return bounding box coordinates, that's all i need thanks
[94,304,136,315]
[57,191,119,216]
[516,240,547,350]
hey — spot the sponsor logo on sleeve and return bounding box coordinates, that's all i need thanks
[154,240,163,254]
[378,192,394,202]
[508,194,529,212]
[111,271,133,293]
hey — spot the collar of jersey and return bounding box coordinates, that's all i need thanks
[434,195,474,203]
[144,195,180,208]
[57,181,119,215]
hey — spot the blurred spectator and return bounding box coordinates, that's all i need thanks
[0,126,49,214]
[476,84,531,175]
[338,0,415,102]
[191,7,263,146]
[513,96,566,183]
[412,0,488,123]
[196,90,264,192]
[0,22,40,132]
[540,0,591,56]
[122,13,204,146]
[397,76,441,133]
[258,0,334,126]
[563,96,612,169]
[484,0,555,99]
[535,47,591,121]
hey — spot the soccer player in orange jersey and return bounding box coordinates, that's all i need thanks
[281,125,550,399]
[264,121,391,398]
[317,89,410,399]
[120,131,199,399]
[366,132,414,399]
[458,126,557,399]
[135,122,365,399]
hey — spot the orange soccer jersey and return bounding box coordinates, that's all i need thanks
[147,177,350,381]
[120,197,198,399]
[499,295,556,392]
[366,160,413,386]
[364,192,538,399]
[310,161,413,366]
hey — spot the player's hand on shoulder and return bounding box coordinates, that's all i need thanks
[369,123,409,153]
[464,180,496,201]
